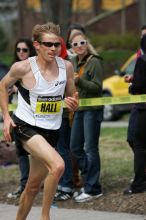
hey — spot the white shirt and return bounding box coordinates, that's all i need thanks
[15,56,67,130]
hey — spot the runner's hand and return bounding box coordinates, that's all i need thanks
[64,92,79,111]
[3,115,16,142]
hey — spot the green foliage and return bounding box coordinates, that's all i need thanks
[100,127,133,188]
[0,50,134,80]
[0,52,13,66]
[87,33,138,77]
[100,127,126,138]
[0,130,2,138]
[100,50,133,61]
[99,50,135,78]
[0,26,8,51]
[0,165,19,181]
[100,49,134,70]
[88,33,139,50]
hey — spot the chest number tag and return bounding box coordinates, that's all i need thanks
[35,96,62,114]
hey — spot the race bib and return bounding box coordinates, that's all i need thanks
[35,96,62,114]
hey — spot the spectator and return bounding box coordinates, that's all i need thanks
[124,25,146,186]
[124,34,146,195]
[66,23,97,59]
[136,25,146,59]
[66,23,86,50]
[70,31,104,202]
[55,37,74,201]
[66,23,98,188]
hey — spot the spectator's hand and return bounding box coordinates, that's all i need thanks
[64,91,79,111]
[124,75,133,83]
[74,73,80,83]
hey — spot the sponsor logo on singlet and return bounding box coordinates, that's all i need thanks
[55,80,66,87]
[35,95,62,114]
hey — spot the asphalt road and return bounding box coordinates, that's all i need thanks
[101,121,128,127]
[0,204,145,220]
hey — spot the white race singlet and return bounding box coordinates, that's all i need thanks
[15,56,67,130]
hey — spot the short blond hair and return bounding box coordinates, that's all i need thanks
[32,21,60,42]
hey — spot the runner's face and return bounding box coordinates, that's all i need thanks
[38,33,61,62]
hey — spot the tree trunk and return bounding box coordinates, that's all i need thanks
[17,0,26,37]
[92,0,102,15]
[139,0,146,27]
[40,0,72,38]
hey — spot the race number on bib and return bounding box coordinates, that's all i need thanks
[35,96,62,114]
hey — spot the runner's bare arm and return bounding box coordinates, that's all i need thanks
[0,61,28,141]
[64,60,79,111]
[0,62,26,116]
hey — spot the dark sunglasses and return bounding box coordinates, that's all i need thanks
[16,48,29,53]
[71,40,87,48]
[39,41,61,48]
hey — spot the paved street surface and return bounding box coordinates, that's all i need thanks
[101,121,128,127]
[0,204,145,220]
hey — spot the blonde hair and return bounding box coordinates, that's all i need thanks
[32,21,60,42]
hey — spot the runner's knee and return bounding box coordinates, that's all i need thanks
[25,178,42,195]
[50,159,65,180]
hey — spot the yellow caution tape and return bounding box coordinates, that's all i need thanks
[8,104,17,111]
[79,94,146,107]
[5,94,146,112]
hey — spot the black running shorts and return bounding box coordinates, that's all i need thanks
[12,114,59,154]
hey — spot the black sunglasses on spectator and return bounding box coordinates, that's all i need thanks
[16,48,29,53]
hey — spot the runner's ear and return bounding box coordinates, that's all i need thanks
[33,41,40,51]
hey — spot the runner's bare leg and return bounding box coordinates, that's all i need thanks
[16,135,64,220]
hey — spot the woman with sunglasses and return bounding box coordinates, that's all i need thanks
[7,37,36,199]
[12,38,36,63]
[70,32,104,203]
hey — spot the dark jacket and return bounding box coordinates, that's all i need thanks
[129,54,146,109]
[71,53,103,110]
